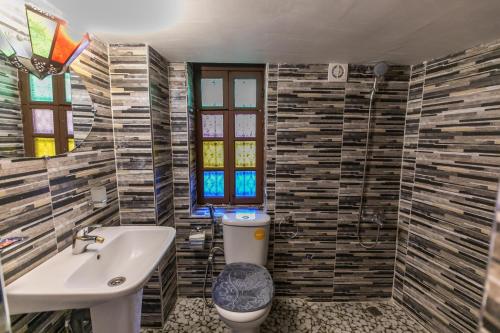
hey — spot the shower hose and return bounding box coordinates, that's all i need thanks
[357,77,382,249]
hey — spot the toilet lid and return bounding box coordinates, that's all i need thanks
[212,262,274,313]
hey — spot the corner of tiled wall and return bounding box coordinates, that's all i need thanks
[109,43,177,327]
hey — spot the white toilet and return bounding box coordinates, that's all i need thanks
[212,212,273,333]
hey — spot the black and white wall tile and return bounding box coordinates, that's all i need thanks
[396,39,500,333]
[109,43,176,327]
[480,188,500,333]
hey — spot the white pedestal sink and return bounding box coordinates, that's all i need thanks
[6,226,176,333]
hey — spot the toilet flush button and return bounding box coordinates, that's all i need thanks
[254,228,265,240]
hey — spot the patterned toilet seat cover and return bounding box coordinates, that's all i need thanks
[212,262,274,313]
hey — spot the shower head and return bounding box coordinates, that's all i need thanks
[373,62,389,78]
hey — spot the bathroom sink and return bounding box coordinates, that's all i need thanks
[6,226,175,333]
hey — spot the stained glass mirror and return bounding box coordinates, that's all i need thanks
[0,70,96,159]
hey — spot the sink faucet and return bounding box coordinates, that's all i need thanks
[72,225,104,255]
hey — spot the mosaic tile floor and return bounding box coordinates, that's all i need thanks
[142,298,429,333]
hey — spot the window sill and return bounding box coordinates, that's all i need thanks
[190,205,265,219]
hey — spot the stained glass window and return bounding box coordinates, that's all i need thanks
[235,171,256,197]
[234,78,257,108]
[235,141,256,168]
[204,171,224,197]
[65,72,72,103]
[21,69,78,158]
[67,111,74,135]
[32,109,54,134]
[203,141,224,168]
[34,137,56,157]
[30,74,53,102]
[197,68,263,204]
[235,114,256,138]
[201,78,223,108]
[68,138,75,151]
[202,114,223,138]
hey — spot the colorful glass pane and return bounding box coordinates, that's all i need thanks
[201,78,223,108]
[51,25,80,64]
[235,141,256,168]
[26,9,57,58]
[2,29,32,59]
[235,114,256,138]
[34,137,56,157]
[66,36,89,66]
[202,114,223,138]
[32,109,54,134]
[65,72,72,103]
[234,78,257,108]
[235,171,256,197]
[0,31,15,57]
[67,110,74,135]
[68,138,75,151]
[29,74,53,102]
[204,171,224,197]
[203,141,224,168]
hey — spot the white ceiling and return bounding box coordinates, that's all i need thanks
[46,0,500,65]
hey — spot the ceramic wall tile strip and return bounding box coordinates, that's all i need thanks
[396,39,500,333]
[168,63,209,297]
[148,46,176,326]
[0,54,23,158]
[480,189,500,332]
[393,62,426,303]
[109,43,156,225]
[264,64,279,274]
[149,46,175,227]
[109,44,176,327]
[273,64,345,300]
[335,65,410,301]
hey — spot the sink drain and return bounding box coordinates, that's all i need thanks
[107,276,126,287]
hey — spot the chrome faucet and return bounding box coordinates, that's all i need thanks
[207,204,216,224]
[72,225,104,255]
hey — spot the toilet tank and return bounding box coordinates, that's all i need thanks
[222,212,270,265]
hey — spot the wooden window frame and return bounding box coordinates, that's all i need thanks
[195,65,265,205]
[19,72,72,157]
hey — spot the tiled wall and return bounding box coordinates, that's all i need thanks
[273,64,345,300]
[273,64,409,300]
[109,44,156,225]
[0,54,22,158]
[0,35,120,332]
[169,62,410,300]
[335,65,410,301]
[480,189,500,332]
[150,47,175,227]
[109,43,176,327]
[395,40,500,333]
[169,62,212,297]
[0,1,24,159]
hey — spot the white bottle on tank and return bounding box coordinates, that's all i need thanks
[221,212,271,265]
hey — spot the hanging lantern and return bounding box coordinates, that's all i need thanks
[0,4,90,79]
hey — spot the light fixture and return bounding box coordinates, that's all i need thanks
[0,4,90,79]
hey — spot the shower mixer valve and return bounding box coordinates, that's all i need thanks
[362,209,384,226]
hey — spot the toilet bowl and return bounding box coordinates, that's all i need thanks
[215,303,271,333]
[213,212,273,333]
